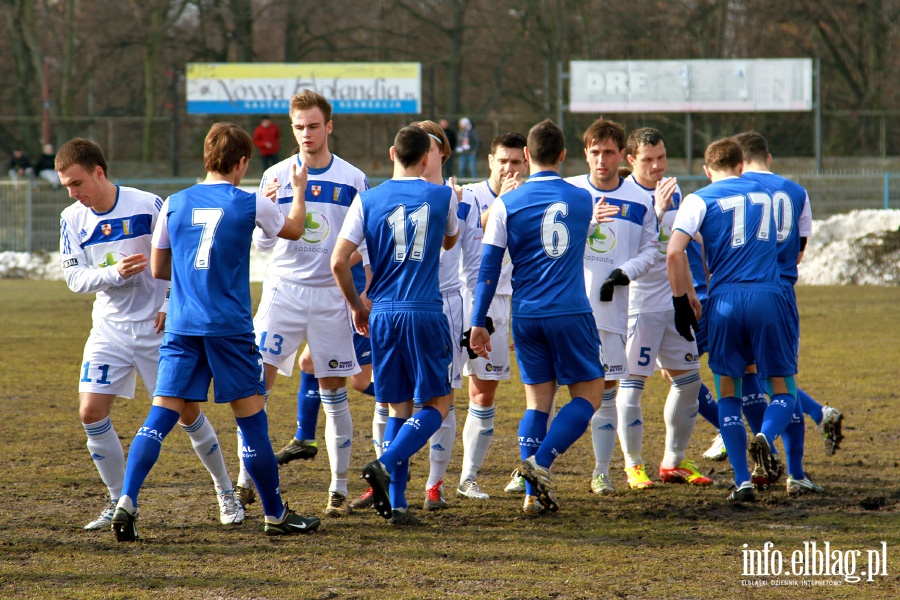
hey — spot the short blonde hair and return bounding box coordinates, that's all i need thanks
[412,120,451,164]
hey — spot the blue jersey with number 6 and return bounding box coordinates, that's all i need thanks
[152,181,284,336]
[673,176,779,293]
[482,172,594,318]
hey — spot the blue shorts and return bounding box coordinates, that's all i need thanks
[353,332,373,366]
[370,306,452,404]
[155,332,266,403]
[512,313,604,385]
[705,284,797,380]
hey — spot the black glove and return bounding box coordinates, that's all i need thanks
[599,268,630,302]
[461,317,495,359]
[672,294,698,342]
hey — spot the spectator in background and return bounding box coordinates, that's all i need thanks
[253,115,280,171]
[456,117,481,180]
[35,144,60,186]
[440,118,457,179]
[8,148,33,181]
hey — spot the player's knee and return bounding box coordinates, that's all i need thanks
[298,351,315,373]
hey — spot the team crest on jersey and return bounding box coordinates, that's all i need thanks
[101,223,112,236]
[620,204,629,217]
[333,187,342,202]
[311,185,322,197]
[122,219,131,235]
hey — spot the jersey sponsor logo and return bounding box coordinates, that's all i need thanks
[122,219,131,236]
[587,224,617,253]
[62,258,79,268]
[605,364,626,375]
[101,223,112,236]
[328,359,354,370]
[302,211,331,244]
[658,224,672,254]
[311,184,322,197]
[684,353,696,362]
[98,252,125,268]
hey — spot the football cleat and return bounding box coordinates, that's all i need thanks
[819,406,844,455]
[504,469,526,494]
[264,503,321,535]
[111,507,139,542]
[659,459,713,485]
[84,500,117,531]
[520,456,558,512]
[388,508,422,526]
[456,479,490,500]
[522,494,546,515]
[749,433,781,490]
[217,489,245,525]
[590,474,615,495]
[360,460,392,519]
[624,464,656,489]
[324,491,351,517]
[423,481,448,511]
[275,439,318,465]
[702,433,728,461]
[786,475,825,496]
[235,484,256,508]
[349,487,374,510]
[728,481,757,502]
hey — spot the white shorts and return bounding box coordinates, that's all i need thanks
[443,289,465,389]
[626,310,700,377]
[79,318,161,398]
[253,277,360,379]
[463,293,511,381]
[598,328,627,381]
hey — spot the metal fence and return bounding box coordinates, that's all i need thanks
[3,173,900,253]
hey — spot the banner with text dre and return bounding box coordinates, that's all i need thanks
[570,59,813,113]
[186,63,422,115]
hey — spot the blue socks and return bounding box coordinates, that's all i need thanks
[235,410,284,519]
[761,393,797,450]
[361,382,375,397]
[798,388,823,425]
[121,405,181,505]
[718,396,750,485]
[518,409,549,496]
[781,403,806,480]
[295,371,320,441]
[741,372,767,436]
[382,416,407,509]
[534,397,594,468]
[696,383,719,427]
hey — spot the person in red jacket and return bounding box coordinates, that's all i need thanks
[253,116,280,171]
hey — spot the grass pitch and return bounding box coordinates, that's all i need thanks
[0,281,898,599]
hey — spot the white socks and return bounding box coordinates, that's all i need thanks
[372,404,389,459]
[321,387,353,497]
[84,416,125,501]
[426,406,456,489]
[460,404,495,483]
[591,387,619,477]
[662,371,702,468]
[181,411,232,492]
[616,379,646,468]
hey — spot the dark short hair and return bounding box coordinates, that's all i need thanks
[526,119,565,166]
[290,89,333,123]
[583,118,625,151]
[55,138,108,176]
[626,127,665,158]
[490,132,527,155]
[204,123,253,174]
[393,126,432,168]
[732,130,769,164]
[704,138,744,171]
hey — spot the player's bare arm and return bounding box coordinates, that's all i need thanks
[150,246,172,281]
[331,237,370,336]
[276,162,308,240]
[666,230,692,297]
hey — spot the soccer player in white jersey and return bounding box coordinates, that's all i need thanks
[565,118,658,493]
[622,128,711,487]
[457,132,528,499]
[57,138,243,531]
[245,90,369,517]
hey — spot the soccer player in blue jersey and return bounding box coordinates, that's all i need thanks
[57,138,242,531]
[110,123,320,541]
[735,131,842,492]
[243,91,369,519]
[332,126,460,526]
[667,138,798,502]
[469,119,619,513]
